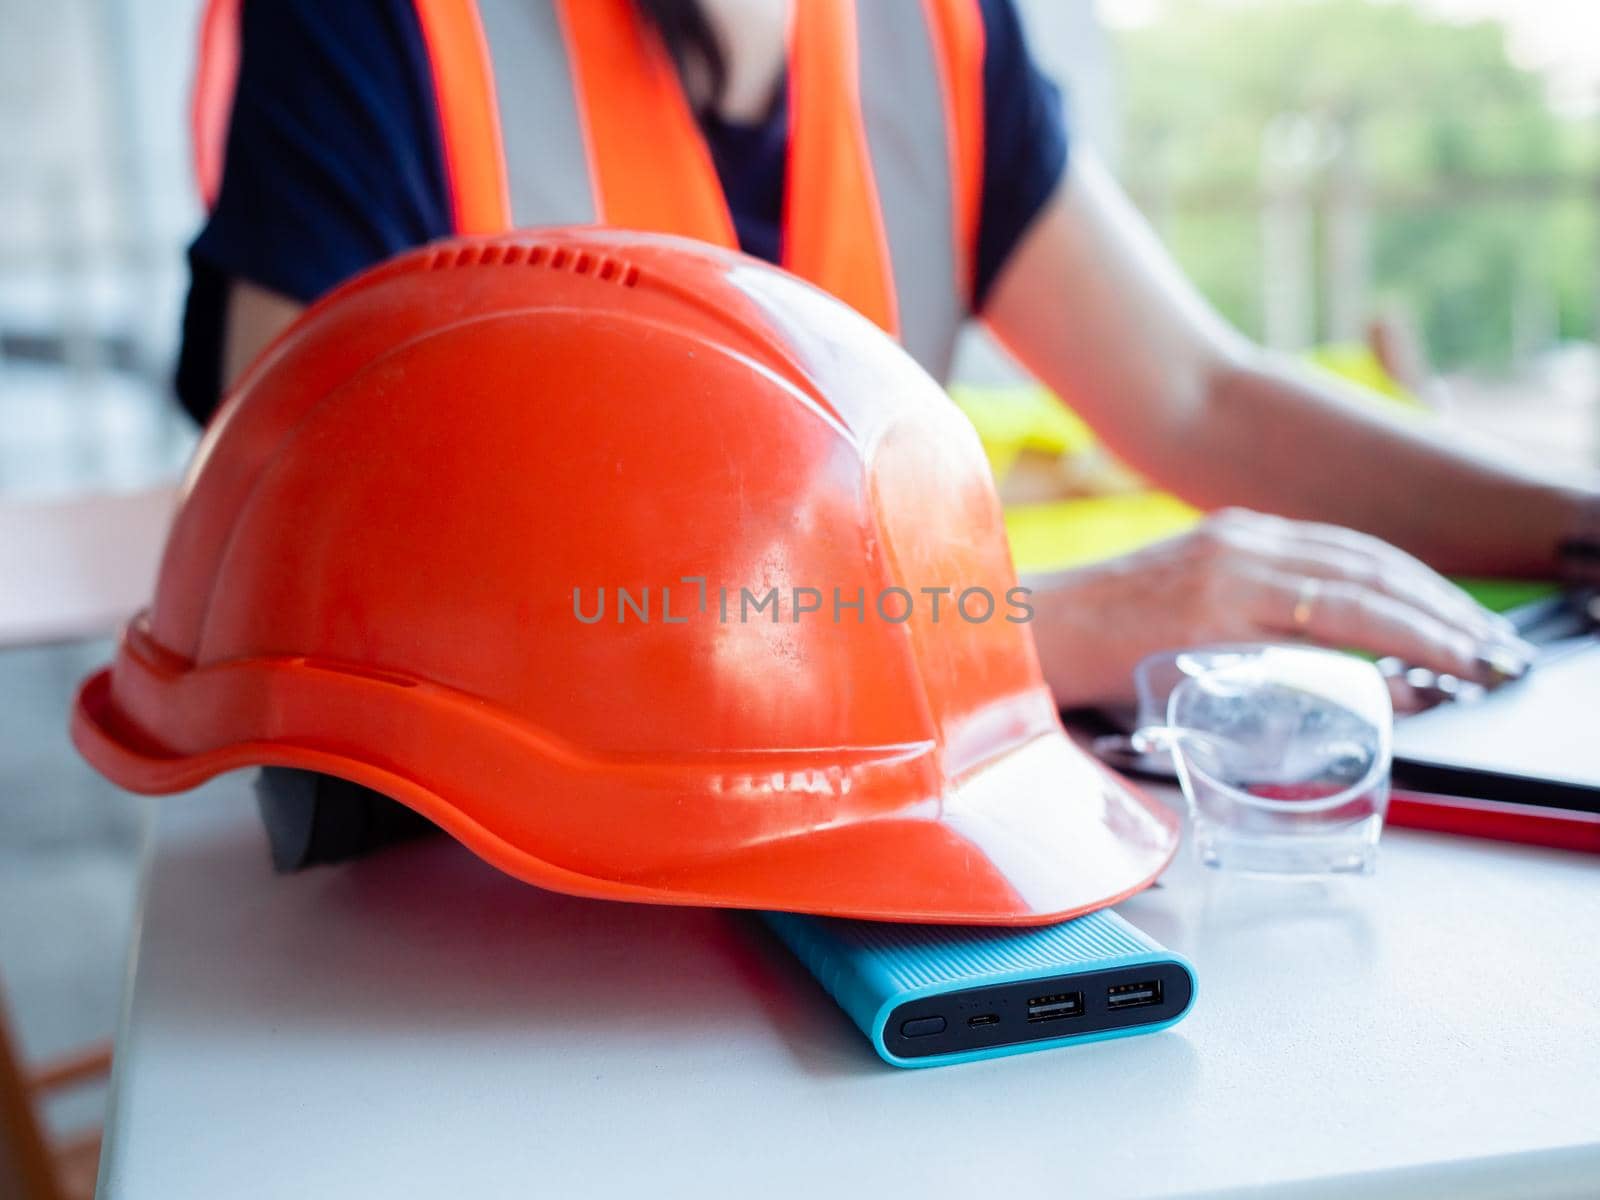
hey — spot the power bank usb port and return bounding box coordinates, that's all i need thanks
[1025,991,1083,1022]
[1107,980,1162,1010]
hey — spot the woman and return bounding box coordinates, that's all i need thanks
[181,0,1598,708]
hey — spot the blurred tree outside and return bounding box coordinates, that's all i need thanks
[1114,0,1599,370]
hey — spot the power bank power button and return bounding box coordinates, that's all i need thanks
[900,1016,947,1038]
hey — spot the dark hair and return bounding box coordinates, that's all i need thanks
[635,0,727,115]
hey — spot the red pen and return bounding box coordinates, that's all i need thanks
[1387,789,1600,855]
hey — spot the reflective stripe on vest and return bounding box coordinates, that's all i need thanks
[858,0,961,377]
[474,0,595,228]
[423,0,984,381]
[190,0,985,380]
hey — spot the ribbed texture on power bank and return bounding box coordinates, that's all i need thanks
[761,908,1158,1040]
[819,910,1151,989]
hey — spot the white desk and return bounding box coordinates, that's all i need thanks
[101,779,1600,1199]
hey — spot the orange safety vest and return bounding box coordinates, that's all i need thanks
[192,0,986,381]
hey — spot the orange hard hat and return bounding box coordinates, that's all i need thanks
[71,229,1178,923]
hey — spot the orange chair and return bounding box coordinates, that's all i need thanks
[0,983,110,1200]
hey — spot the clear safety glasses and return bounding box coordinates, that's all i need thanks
[1132,644,1393,877]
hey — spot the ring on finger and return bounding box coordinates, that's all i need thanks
[1291,578,1320,633]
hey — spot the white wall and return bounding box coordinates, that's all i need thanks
[0,0,211,495]
[0,0,202,363]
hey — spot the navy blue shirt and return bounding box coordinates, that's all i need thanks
[178,0,1068,422]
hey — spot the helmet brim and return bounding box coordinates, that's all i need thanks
[75,662,1178,924]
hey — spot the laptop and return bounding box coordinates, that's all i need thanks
[1391,592,1599,813]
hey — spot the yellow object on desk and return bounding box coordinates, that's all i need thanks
[1003,492,1199,573]
[949,383,1551,609]
[947,381,1099,480]
[949,383,1199,573]
[1303,342,1422,408]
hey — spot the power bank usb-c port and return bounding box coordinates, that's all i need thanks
[1107,980,1162,1010]
[1025,992,1083,1022]
[967,1013,1000,1028]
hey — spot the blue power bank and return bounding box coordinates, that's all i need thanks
[762,908,1196,1068]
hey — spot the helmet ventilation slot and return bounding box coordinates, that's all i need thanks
[425,241,640,287]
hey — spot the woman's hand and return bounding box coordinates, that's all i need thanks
[1028,508,1536,709]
